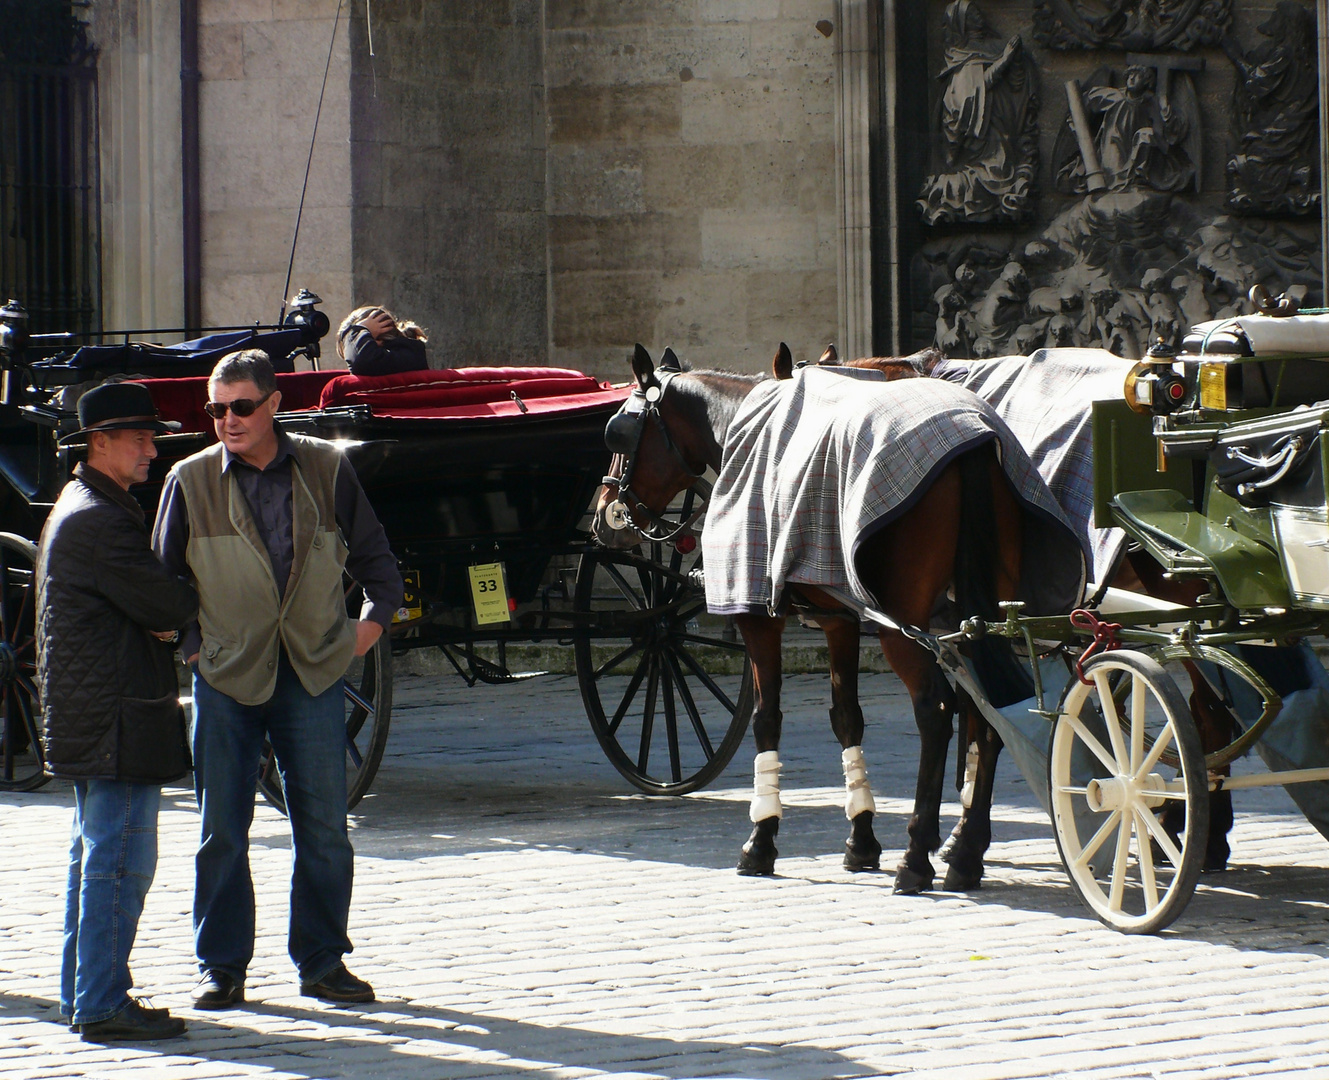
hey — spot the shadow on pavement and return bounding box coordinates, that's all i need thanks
[0,990,890,1079]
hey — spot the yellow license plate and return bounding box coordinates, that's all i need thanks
[468,562,512,625]
[1199,363,1227,410]
[392,569,422,624]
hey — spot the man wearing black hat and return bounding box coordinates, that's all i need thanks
[37,382,199,1041]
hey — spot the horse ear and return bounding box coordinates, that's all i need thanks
[772,342,793,380]
[818,343,838,366]
[631,343,658,389]
[659,347,682,372]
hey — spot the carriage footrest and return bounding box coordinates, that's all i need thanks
[1110,489,1289,610]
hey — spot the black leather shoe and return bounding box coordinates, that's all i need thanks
[300,965,375,1003]
[192,970,245,1009]
[79,999,186,1042]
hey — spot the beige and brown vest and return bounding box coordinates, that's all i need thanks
[173,436,355,705]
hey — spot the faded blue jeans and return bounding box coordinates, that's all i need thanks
[61,779,161,1025]
[191,657,353,985]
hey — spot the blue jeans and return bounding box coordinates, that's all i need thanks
[61,780,161,1025]
[191,658,353,985]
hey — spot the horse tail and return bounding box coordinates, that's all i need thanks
[953,445,1033,709]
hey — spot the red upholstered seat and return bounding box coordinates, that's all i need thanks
[318,367,604,411]
[139,370,340,435]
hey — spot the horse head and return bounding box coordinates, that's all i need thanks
[592,344,714,549]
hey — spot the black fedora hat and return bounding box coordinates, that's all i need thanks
[59,382,181,445]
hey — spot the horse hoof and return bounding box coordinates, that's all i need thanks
[893,864,934,895]
[942,863,983,892]
[844,846,881,873]
[737,850,777,877]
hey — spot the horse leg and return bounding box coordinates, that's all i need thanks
[940,456,1023,890]
[1160,664,1234,872]
[940,690,1003,891]
[734,613,787,876]
[878,630,957,894]
[816,611,882,872]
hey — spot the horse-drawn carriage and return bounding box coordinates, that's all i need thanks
[596,300,1329,935]
[0,295,753,808]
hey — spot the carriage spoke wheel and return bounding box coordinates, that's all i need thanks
[0,533,46,792]
[257,633,392,814]
[575,540,753,795]
[1049,650,1207,934]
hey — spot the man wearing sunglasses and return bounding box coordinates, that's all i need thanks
[152,349,402,1010]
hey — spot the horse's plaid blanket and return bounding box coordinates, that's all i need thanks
[933,348,1136,585]
[702,366,1087,619]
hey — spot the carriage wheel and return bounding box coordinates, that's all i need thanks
[574,543,753,795]
[1049,650,1208,934]
[257,633,392,814]
[0,533,46,792]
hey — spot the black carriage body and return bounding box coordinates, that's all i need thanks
[278,406,619,614]
[0,310,753,801]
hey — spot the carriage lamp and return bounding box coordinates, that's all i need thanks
[0,299,30,358]
[0,300,31,405]
[283,288,331,343]
[1123,339,1188,415]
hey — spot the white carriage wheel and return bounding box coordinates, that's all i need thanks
[1049,650,1208,934]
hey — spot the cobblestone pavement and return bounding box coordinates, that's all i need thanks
[5,667,1329,1078]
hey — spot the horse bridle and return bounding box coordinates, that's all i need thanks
[601,371,708,544]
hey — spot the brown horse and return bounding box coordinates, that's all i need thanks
[592,344,1063,893]
[804,341,1237,870]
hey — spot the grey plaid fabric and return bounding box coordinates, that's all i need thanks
[933,347,1135,585]
[702,366,1087,619]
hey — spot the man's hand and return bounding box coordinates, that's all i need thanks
[362,310,395,344]
[186,653,199,665]
[354,619,384,657]
[150,630,178,642]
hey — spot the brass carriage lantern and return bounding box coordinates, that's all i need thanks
[1123,337,1186,415]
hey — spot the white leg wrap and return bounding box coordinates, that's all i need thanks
[960,741,978,809]
[749,751,783,822]
[842,745,876,820]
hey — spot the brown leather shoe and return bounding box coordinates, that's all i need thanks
[300,965,375,1004]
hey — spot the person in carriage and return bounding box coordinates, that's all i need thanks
[336,305,431,376]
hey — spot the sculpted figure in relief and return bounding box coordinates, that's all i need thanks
[917,0,1040,226]
[1223,1,1320,216]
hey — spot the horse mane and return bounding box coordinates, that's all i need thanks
[688,368,768,384]
[841,346,944,380]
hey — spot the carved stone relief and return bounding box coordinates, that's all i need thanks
[916,0,1041,225]
[904,0,1322,358]
[1033,0,1231,52]
[1053,59,1201,194]
[1222,1,1321,216]
[911,194,1321,356]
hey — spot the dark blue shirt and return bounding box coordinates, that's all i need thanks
[152,424,402,660]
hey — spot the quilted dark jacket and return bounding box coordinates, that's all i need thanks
[37,463,199,783]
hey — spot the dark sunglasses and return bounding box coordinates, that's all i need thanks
[204,390,274,419]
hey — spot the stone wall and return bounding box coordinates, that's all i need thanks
[196,0,352,334]
[89,0,186,334]
[347,0,547,370]
[545,1,841,378]
[92,1,845,374]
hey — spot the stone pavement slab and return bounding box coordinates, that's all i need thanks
[4,668,1329,1078]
